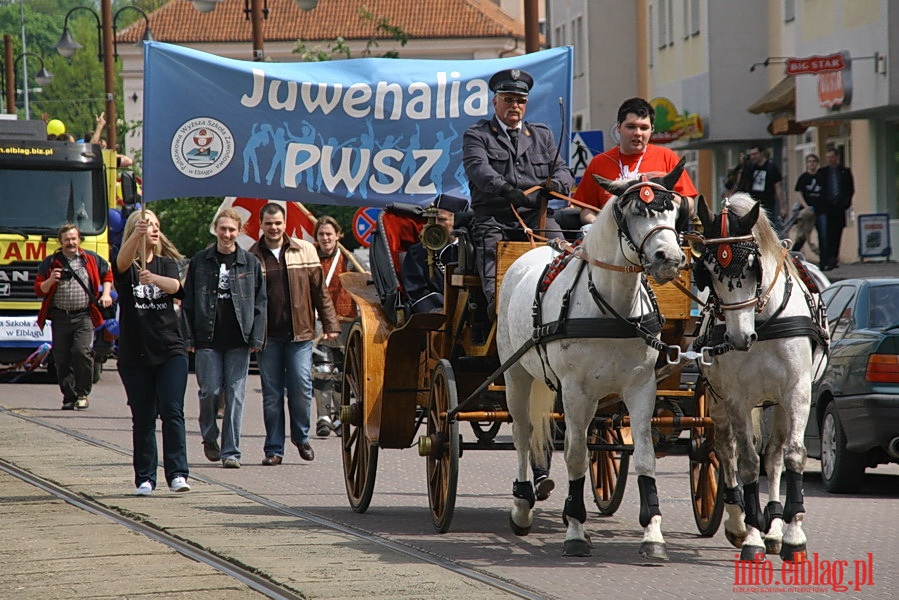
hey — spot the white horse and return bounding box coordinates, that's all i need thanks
[691,193,828,562]
[497,161,687,558]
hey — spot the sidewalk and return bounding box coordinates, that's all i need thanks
[823,258,896,282]
[0,409,513,600]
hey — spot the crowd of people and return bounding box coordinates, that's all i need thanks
[35,69,854,497]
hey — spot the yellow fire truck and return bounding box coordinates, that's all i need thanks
[0,119,118,378]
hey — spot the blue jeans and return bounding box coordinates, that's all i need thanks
[196,347,251,461]
[119,355,189,489]
[256,339,313,457]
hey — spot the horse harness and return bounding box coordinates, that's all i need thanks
[685,210,829,359]
[456,178,691,409]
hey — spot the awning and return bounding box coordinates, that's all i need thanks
[747,77,795,114]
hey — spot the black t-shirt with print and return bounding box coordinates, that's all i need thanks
[208,250,246,349]
[114,255,186,366]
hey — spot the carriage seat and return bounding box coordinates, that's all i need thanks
[369,195,470,326]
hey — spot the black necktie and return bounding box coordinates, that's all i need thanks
[508,128,519,150]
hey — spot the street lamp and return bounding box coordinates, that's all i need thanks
[187,0,320,62]
[2,35,53,117]
[53,1,154,151]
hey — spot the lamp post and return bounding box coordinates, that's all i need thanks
[188,0,320,62]
[2,34,53,117]
[54,0,154,151]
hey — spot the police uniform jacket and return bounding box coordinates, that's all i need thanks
[463,117,574,221]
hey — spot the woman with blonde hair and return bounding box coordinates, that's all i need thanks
[182,208,266,469]
[114,210,190,495]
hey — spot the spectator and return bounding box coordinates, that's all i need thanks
[247,204,339,464]
[183,208,266,469]
[35,224,113,410]
[736,144,785,232]
[114,211,191,495]
[313,215,358,437]
[791,154,823,255]
[574,97,697,224]
[463,68,574,314]
[815,148,855,271]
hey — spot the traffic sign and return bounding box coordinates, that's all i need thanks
[570,130,604,183]
[353,207,382,247]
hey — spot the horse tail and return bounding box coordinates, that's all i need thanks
[529,379,556,470]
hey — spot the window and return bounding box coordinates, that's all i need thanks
[690,0,700,35]
[785,0,796,23]
[658,0,669,49]
[573,16,585,77]
[682,0,700,38]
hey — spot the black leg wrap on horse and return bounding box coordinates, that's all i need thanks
[513,480,536,509]
[783,470,805,523]
[723,485,744,509]
[563,477,587,524]
[637,475,662,528]
[742,481,765,531]
[763,501,784,532]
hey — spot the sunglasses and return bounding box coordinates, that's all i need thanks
[500,95,528,105]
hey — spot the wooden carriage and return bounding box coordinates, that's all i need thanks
[338,205,722,535]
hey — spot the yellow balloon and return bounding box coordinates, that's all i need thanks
[47,119,66,136]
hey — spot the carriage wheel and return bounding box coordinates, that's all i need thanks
[425,359,460,533]
[588,420,630,515]
[340,322,379,513]
[689,380,724,536]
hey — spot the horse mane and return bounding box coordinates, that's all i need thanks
[725,192,799,281]
[582,194,620,262]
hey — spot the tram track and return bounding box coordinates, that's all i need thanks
[0,407,545,600]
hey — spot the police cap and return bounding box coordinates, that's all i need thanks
[488,69,533,96]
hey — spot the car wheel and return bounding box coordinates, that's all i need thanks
[820,403,865,493]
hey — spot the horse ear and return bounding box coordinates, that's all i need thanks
[593,174,631,197]
[660,156,686,190]
[738,201,761,232]
[696,195,714,232]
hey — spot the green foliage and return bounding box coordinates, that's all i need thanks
[294,5,410,62]
[151,197,222,257]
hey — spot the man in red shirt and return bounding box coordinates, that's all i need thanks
[574,97,697,225]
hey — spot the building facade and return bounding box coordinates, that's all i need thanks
[549,0,898,263]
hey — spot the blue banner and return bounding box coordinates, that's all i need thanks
[142,42,572,208]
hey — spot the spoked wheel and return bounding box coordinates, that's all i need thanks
[690,380,724,536]
[588,420,631,515]
[340,321,378,513]
[423,359,459,533]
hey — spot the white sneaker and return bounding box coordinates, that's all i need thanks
[134,481,153,496]
[169,476,191,493]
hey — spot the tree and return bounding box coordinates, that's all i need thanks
[150,196,221,258]
[294,5,410,62]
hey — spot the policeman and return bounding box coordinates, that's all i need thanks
[462,68,574,314]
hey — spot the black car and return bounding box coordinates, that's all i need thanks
[806,278,899,492]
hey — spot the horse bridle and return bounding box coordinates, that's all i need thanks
[592,180,680,273]
[684,224,788,318]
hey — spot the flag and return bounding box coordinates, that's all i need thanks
[213,197,317,249]
[143,42,573,208]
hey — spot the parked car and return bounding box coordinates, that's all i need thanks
[805,278,899,492]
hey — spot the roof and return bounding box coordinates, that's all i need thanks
[117,0,524,44]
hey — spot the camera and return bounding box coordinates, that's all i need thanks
[60,269,74,281]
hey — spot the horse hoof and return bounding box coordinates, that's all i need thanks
[740,545,767,562]
[725,529,747,549]
[764,537,783,555]
[639,542,669,561]
[509,514,531,536]
[780,543,808,563]
[563,538,591,557]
